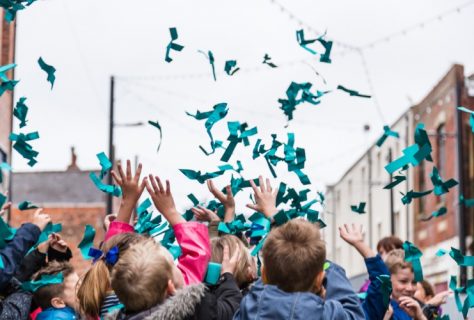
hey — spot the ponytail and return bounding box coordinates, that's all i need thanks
[77,259,110,317]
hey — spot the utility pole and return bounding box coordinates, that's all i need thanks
[107,76,115,215]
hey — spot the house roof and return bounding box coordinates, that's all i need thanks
[11,170,106,204]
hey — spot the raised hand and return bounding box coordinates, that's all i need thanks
[338,224,374,258]
[32,209,51,231]
[191,206,220,222]
[0,193,11,217]
[207,180,235,222]
[145,175,184,226]
[49,233,68,253]
[221,245,241,275]
[399,296,426,320]
[246,176,278,219]
[111,160,147,223]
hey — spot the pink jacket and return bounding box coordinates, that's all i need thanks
[103,220,210,285]
[174,221,211,285]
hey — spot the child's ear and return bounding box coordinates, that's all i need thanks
[166,279,176,297]
[313,271,325,294]
[261,266,268,284]
[51,297,66,309]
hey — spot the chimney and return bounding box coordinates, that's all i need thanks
[67,146,80,171]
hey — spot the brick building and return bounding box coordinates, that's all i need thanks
[412,64,474,289]
[0,12,16,195]
[9,149,107,275]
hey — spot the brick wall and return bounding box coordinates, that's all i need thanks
[10,206,106,276]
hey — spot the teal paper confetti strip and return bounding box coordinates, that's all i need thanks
[224,60,240,76]
[458,106,474,133]
[218,222,231,234]
[429,166,458,196]
[435,248,447,257]
[165,27,184,63]
[0,162,12,184]
[351,202,366,214]
[89,172,122,197]
[9,131,39,166]
[0,216,16,249]
[462,278,474,317]
[251,235,267,256]
[220,122,258,162]
[137,198,152,216]
[0,63,16,81]
[78,224,96,260]
[187,193,199,206]
[0,256,3,269]
[18,200,38,211]
[420,207,447,221]
[357,292,368,300]
[37,57,56,89]
[0,192,6,209]
[186,103,228,155]
[96,152,112,179]
[376,125,400,147]
[449,247,474,267]
[383,175,406,189]
[278,82,327,121]
[35,222,62,247]
[403,241,423,282]
[317,192,325,205]
[148,121,163,152]
[21,272,63,292]
[449,275,464,312]
[377,275,392,308]
[0,79,19,97]
[13,97,28,128]
[317,36,333,63]
[296,29,318,55]
[337,85,371,98]
[273,210,289,226]
[205,262,222,285]
[460,195,474,208]
[262,54,277,68]
[198,50,217,81]
[414,123,433,162]
[168,244,182,260]
[400,189,432,205]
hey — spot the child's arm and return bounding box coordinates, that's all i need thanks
[323,262,366,319]
[146,175,211,285]
[0,210,49,289]
[105,160,146,241]
[339,224,391,320]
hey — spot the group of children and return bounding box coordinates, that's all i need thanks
[0,160,453,319]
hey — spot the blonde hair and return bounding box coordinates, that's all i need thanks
[384,249,413,274]
[77,233,145,317]
[262,219,326,292]
[111,239,173,313]
[211,235,252,288]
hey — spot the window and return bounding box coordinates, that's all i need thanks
[437,124,446,177]
[437,124,446,203]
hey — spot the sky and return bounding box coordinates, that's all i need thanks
[11,0,474,212]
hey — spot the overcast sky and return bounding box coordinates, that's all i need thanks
[12,0,474,211]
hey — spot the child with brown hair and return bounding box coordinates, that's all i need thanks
[77,232,146,319]
[31,261,80,320]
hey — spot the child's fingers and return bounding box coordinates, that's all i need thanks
[148,174,159,194]
[230,247,241,264]
[117,162,126,181]
[166,180,171,195]
[258,176,265,193]
[111,171,122,186]
[126,159,132,180]
[246,203,258,211]
[225,185,233,198]
[249,179,260,195]
[139,178,147,193]
[266,178,272,192]
[155,176,165,193]
[134,163,143,181]
[222,245,230,262]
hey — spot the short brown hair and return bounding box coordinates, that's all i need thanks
[32,261,75,309]
[377,236,403,254]
[262,219,326,292]
[384,249,413,274]
[211,235,252,288]
[419,280,434,298]
[111,239,173,312]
